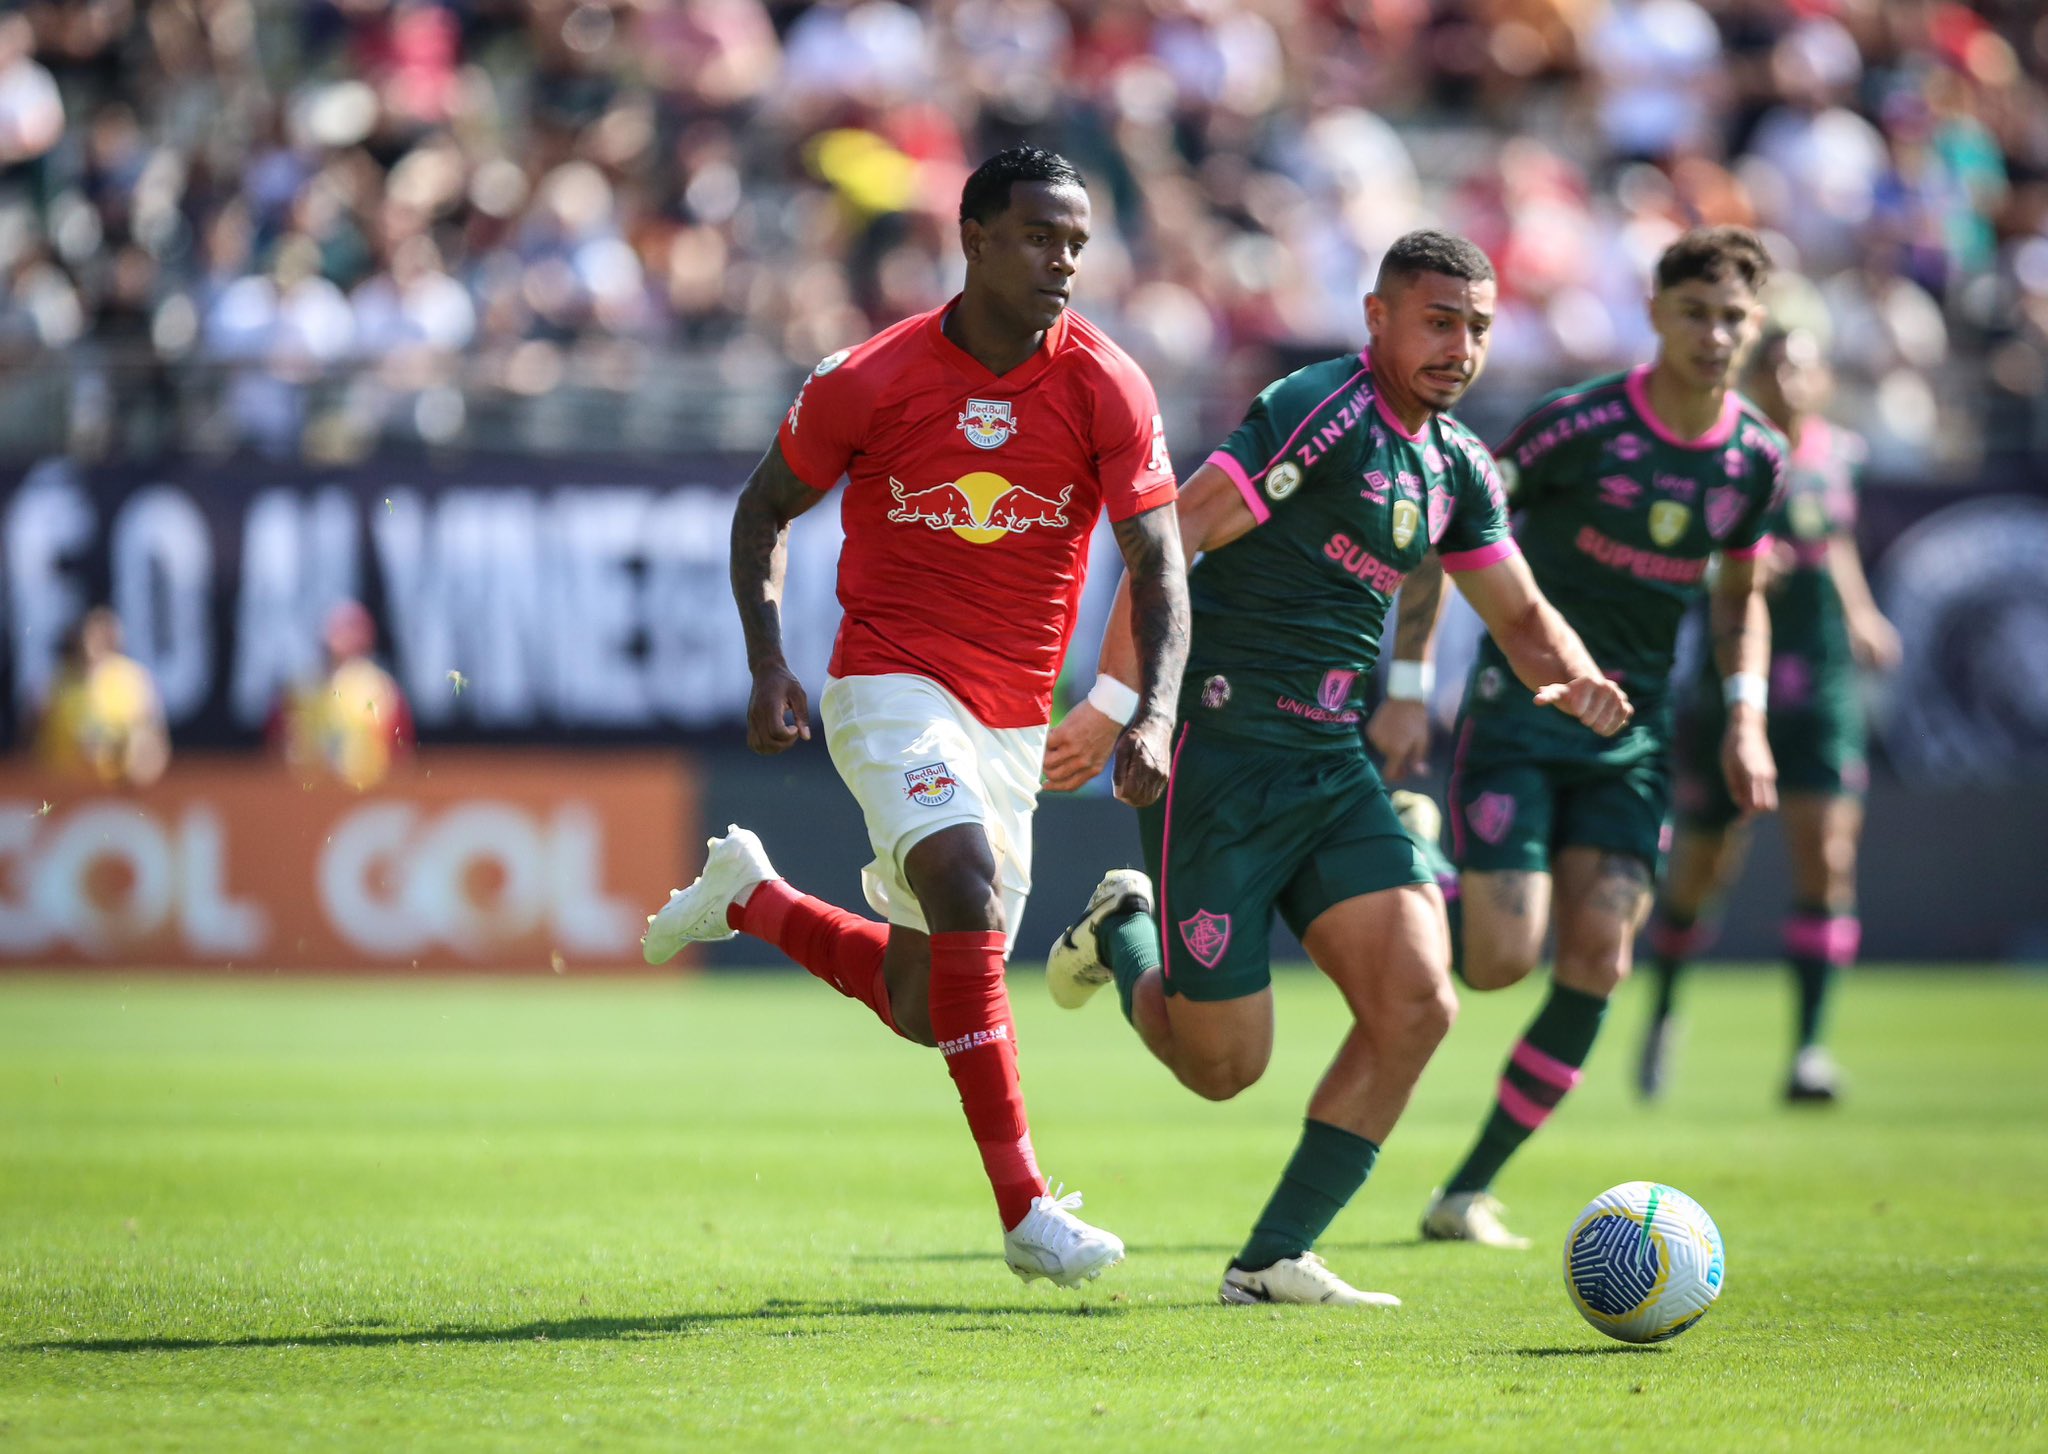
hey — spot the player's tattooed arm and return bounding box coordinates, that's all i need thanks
[1710,552,1778,814]
[1106,504,1190,808]
[1044,462,1247,797]
[730,443,827,755]
[1367,554,1446,778]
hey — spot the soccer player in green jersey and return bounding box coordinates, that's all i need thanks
[1040,231,1631,1305]
[1638,326,1900,1105]
[1372,226,1788,1249]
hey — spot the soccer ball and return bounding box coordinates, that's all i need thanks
[1564,1181,1726,1343]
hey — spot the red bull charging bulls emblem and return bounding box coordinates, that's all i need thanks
[904,762,962,807]
[889,472,1074,545]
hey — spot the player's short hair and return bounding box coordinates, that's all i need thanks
[1655,226,1772,294]
[1374,230,1495,295]
[959,146,1086,225]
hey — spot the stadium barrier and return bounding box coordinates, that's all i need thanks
[0,753,693,971]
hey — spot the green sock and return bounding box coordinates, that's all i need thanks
[1235,1119,1380,1271]
[1095,908,1159,1027]
[1443,983,1607,1196]
[1792,959,1833,1049]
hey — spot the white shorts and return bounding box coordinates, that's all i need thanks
[821,673,1045,953]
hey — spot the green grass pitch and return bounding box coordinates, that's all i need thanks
[2,967,2044,1452]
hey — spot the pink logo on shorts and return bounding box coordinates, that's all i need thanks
[1468,791,1517,845]
[1771,654,1812,710]
[1318,668,1358,712]
[904,762,960,806]
[1178,910,1233,970]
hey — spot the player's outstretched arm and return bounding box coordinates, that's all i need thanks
[730,442,827,756]
[1042,462,1255,797]
[1711,552,1778,814]
[1453,552,1633,738]
[1366,553,1447,779]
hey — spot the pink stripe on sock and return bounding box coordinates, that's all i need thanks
[1510,1038,1585,1092]
[1650,917,1713,961]
[1784,913,1832,961]
[1497,1077,1553,1131]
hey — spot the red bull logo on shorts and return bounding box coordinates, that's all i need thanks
[904,762,961,807]
[1178,909,1232,970]
[888,472,1073,545]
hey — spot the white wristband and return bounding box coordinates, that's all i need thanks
[1387,659,1435,702]
[1086,673,1141,726]
[1722,672,1768,712]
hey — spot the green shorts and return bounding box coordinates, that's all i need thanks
[1675,668,1868,830]
[1137,727,1432,1002]
[1447,705,1672,876]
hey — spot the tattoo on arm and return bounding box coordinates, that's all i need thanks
[730,447,825,670]
[1709,561,1769,679]
[1393,553,1446,662]
[1113,506,1191,721]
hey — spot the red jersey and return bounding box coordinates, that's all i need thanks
[776,298,1177,728]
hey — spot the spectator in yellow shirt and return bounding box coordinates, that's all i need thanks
[270,600,414,790]
[33,607,170,787]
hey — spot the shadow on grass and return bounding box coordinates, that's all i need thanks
[851,1239,1421,1265]
[1509,1345,1667,1357]
[23,1298,1129,1355]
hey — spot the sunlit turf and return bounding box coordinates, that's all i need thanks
[2,966,2044,1452]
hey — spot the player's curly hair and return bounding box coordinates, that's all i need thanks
[1375,230,1496,293]
[959,145,1086,225]
[1655,226,1772,293]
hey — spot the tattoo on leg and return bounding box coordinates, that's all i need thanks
[1486,872,1535,918]
[1588,855,1651,921]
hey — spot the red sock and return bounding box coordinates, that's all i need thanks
[928,930,1046,1230]
[728,880,900,1037]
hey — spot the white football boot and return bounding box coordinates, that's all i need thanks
[641,824,780,965]
[1786,1045,1842,1103]
[1219,1252,1401,1307]
[1045,869,1154,1010]
[1420,1190,1533,1250]
[1003,1187,1125,1288]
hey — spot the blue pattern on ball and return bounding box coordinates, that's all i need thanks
[1570,1214,1662,1316]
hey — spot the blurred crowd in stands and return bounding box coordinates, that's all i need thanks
[0,0,2042,467]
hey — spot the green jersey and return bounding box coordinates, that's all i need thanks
[1182,349,1516,750]
[1485,365,1788,709]
[1761,416,1864,690]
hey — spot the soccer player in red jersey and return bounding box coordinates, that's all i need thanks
[641,147,1191,1288]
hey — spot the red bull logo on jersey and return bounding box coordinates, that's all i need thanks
[1178,909,1232,970]
[958,398,1018,450]
[904,762,962,807]
[1706,485,1747,541]
[888,472,1074,545]
[1469,791,1517,846]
